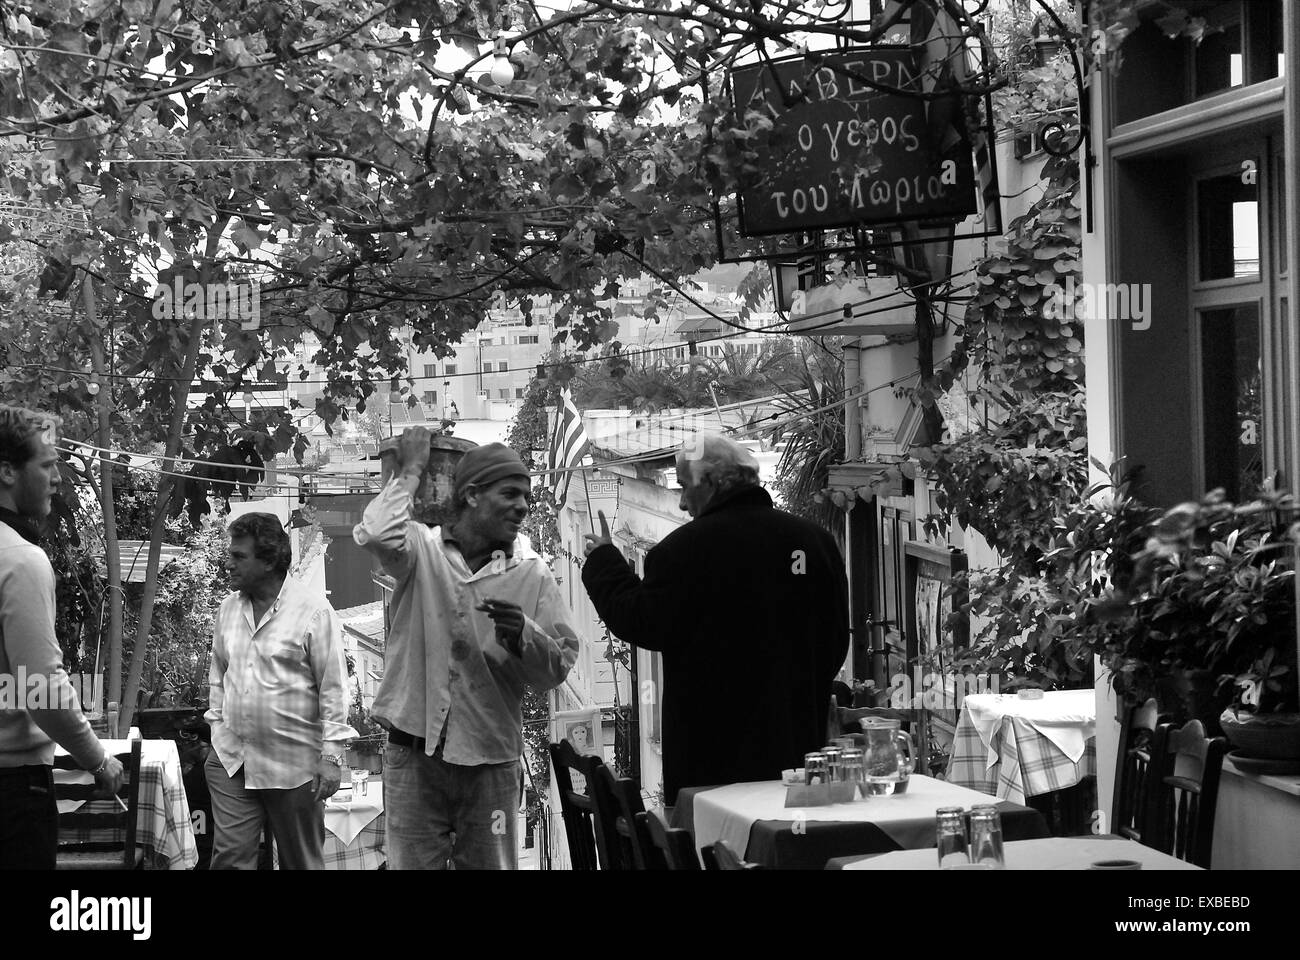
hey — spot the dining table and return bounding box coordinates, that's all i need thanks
[828,835,1202,870]
[322,780,386,870]
[945,690,1097,806]
[670,775,1050,870]
[54,737,200,870]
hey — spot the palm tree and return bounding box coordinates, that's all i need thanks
[768,343,845,544]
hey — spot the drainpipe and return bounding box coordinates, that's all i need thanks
[843,337,862,686]
[844,338,861,461]
[1286,0,1300,704]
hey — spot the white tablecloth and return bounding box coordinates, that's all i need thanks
[54,738,199,870]
[693,776,1004,859]
[844,836,1202,870]
[325,782,384,846]
[963,691,1096,764]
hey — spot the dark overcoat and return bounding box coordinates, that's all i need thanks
[581,485,849,804]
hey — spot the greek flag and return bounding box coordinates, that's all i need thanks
[547,388,591,509]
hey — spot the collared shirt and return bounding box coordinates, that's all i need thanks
[353,475,578,766]
[204,576,356,789]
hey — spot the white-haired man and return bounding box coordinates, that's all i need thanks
[581,434,849,807]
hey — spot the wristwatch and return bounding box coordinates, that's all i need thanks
[319,753,344,768]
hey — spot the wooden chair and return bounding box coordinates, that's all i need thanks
[1111,697,1160,842]
[595,766,666,870]
[833,706,917,740]
[702,838,761,870]
[53,739,144,870]
[1145,720,1228,868]
[548,740,620,870]
[643,810,700,870]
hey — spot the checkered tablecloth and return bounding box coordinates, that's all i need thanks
[55,739,199,870]
[321,781,386,870]
[323,817,386,869]
[945,697,1097,805]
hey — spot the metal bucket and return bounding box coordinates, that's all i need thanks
[378,433,478,526]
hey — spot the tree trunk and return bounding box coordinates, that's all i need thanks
[83,280,123,716]
[119,220,229,734]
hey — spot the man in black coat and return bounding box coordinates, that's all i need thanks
[581,435,849,807]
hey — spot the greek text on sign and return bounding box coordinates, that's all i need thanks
[729,49,977,235]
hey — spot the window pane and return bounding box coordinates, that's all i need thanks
[1201,304,1262,500]
[1194,5,1243,98]
[1198,174,1259,280]
[445,364,457,375]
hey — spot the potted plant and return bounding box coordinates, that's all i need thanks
[937,474,1298,745]
[1098,487,1299,738]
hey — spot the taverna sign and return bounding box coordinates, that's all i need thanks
[728,49,977,235]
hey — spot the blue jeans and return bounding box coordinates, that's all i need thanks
[0,765,56,870]
[384,744,520,870]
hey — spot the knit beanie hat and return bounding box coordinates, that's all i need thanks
[453,443,529,501]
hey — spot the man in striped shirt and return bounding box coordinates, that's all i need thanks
[354,429,578,869]
[204,513,356,869]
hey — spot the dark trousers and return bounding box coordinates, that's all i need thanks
[204,751,324,870]
[0,765,57,870]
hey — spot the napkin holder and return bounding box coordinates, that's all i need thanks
[784,782,858,807]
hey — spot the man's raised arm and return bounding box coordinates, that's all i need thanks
[352,427,431,580]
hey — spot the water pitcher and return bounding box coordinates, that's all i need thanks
[859,717,914,796]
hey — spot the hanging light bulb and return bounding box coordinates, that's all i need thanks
[490,54,515,86]
[243,391,255,406]
[86,380,100,396]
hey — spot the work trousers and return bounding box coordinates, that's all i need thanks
[204,751,324,870]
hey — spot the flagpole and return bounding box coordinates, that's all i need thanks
[579,459,597,536]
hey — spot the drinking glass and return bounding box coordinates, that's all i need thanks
[969,808,1005,868]
[840,748,864,795]
[804,752,829,785]
[821,746,843,782]
[351,768,370,797]
[936,807,969,867]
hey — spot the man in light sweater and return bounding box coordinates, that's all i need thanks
[0,404,122,869]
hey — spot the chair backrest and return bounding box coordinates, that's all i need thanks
[53,739,143,867]
[702,839,761,870]
[1146,720,1228,868]
[643,810,700,870]
[596,766,666,870]
[548,740,621,870]
[835,706,915,736]
[1111,697,1160,841]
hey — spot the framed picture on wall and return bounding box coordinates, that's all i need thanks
[554,708,602,759]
